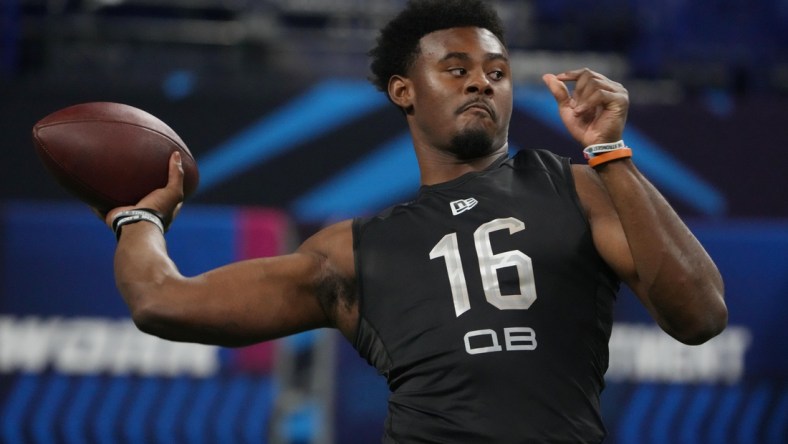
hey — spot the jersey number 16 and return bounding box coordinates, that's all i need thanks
[429,217,537,317]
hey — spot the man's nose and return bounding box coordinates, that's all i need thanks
[465,71,493,96]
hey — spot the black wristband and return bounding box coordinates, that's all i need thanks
[112,209,165,241]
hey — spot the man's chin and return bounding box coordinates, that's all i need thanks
[449,129,496,161]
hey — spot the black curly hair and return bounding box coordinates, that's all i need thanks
[368,0,506,93]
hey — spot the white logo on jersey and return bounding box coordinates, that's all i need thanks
[450,198,478,215]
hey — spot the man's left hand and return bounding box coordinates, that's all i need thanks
[542,68,629,148]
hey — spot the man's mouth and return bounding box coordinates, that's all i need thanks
[458,101,495,120]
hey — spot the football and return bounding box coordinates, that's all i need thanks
[32,102,199,213]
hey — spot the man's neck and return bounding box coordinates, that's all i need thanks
[416,143,509,186]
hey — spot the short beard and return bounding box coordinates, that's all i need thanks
[448,129,495,161]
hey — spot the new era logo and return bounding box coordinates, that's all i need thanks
[450,198,478,215]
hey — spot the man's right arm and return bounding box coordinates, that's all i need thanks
[108,153,357,347]
[113,221,349,347]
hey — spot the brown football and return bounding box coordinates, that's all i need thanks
[32,102,199,213]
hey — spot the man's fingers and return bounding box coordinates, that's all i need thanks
[542,73,572,106]
[546,68,630,146]
[95,152,185,233]
[555,68,590,81]
[556,67,611,83]
[573,89,627,115]
[168,151,185,193]
[556,69,627,116]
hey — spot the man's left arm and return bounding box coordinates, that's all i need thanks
[574,160,726,345]
[544,69,727,345]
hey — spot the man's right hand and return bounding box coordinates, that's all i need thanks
[103,151,185,232]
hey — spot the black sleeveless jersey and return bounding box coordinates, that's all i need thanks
[352,149,619,443]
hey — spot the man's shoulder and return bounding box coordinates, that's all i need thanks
[510,148,570,171]
[300,219,356,278]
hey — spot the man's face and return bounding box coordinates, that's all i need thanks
[406,27,513,159]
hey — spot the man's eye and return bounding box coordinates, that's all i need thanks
[449,68,467,76]
[489,70,504,81]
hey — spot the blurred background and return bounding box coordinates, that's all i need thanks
[1,0,787,443]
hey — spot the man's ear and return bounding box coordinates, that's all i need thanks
[388,75,414,112]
